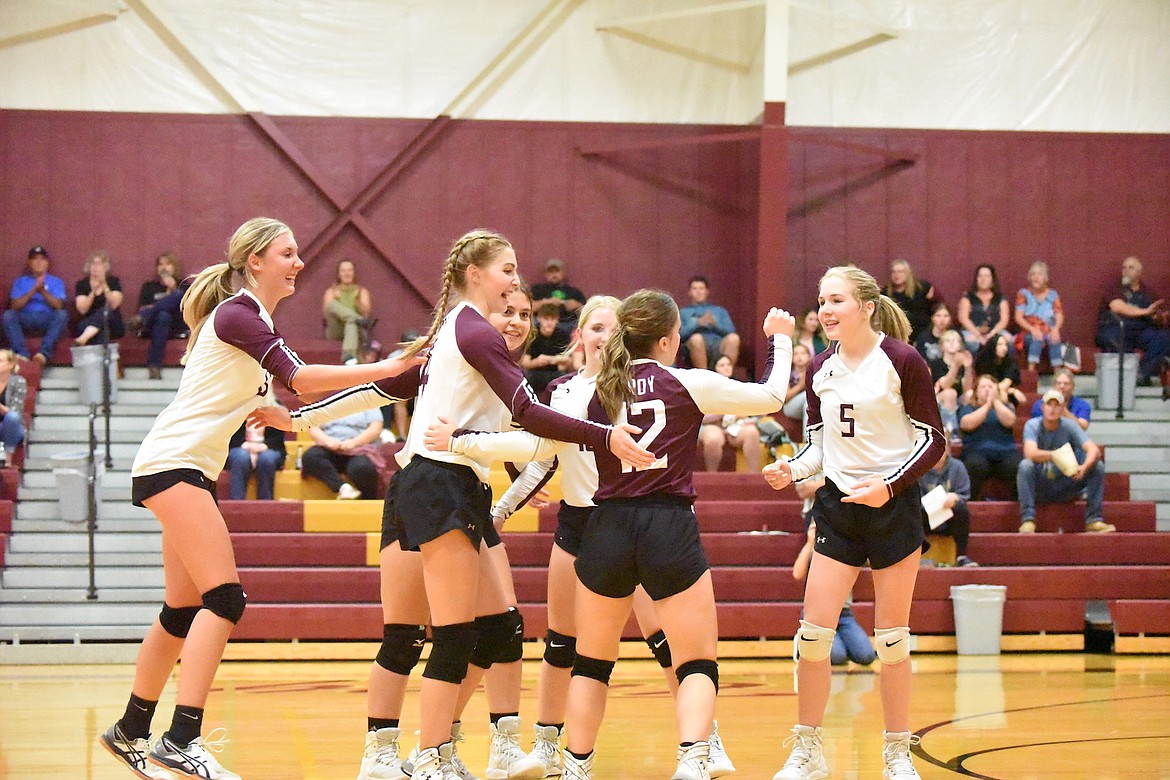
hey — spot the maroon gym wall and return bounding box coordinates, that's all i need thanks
[1,109,1167,357]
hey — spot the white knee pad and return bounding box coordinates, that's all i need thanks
[795,619,836,662]
[875,626,912,665]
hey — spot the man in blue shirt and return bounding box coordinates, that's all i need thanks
[1017,389,1111,533]
[679,275,739,370]
[3,246,69,365]
[1029,369,1090,431]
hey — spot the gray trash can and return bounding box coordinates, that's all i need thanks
[71,344,119,406]
[51,452,104,523]
[1095,352,1138,411]
[950,584,1007,655]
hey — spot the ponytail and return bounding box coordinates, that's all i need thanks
[594,289,678,423]
[875,295,912,343]
[179,263,237,364]
[595,326,635,423]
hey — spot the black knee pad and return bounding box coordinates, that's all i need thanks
[543,629,577,669]
[423,621,478,684]
[500,607,524,664]
[645,629,673,668]
[572,654,615,686]
[375,623,427,675]
[159,604,201,638]
[676,659,719,692]
[201,583,247,624]
[469,611,514,669]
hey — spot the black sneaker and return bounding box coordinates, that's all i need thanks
[956,555,979,567]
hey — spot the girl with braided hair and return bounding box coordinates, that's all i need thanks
[356,229,653,780]
[100,218,424,780]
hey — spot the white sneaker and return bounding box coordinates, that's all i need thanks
[526,724,563,778]
[148,728,241,780]
[772,725,828,780]
[486,717,545,779]
[560,750,592,780]
[99,723,171,779]
[671,741,710,780]
[707,721,736,777]
[448,722,479,780]
[359,727,406,780]
[337,482,362,500]
[882,731,922,779]
[404,743,452,780]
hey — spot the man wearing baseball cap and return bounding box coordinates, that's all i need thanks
[532,257,586,329]
[3,247,69,366]
[1016,388,1113,533]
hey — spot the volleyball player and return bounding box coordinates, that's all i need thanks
[434,290,793,780]
[763,266,945,780]
[99,218,424,780]
[437,294,735,778]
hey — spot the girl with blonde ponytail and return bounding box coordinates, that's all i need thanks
[763,265,945,780]
[101,218,423,780]
[366,230,652,780]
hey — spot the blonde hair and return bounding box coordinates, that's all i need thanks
[560,294,622,361]
[402,229,513,359]
[595,290,678,423]
[822,265,912,343]
[0,348,18,374]
[180,217,287,362]
[886,258,921,300]
[1028,260,1049,285]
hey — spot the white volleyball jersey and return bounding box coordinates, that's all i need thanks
[399,301,611,484]
[786,334,945,497]
[132,290,303,481]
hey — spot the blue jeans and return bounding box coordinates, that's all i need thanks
[831,609,876,666]
[1016,458,1105,524]
[227,447,284,500]
[1022,331,1062,367]
[139,288,186,367]
[0,410,25,450]
[2,307,69,359]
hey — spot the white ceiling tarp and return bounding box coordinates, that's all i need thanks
[0,0,1166,131]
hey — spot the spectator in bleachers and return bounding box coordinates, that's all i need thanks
[3,246,69,366]
[531,257,586,330]
[302,407,384,499]
[884,258,937,343]
[679,274,739,369]
[0,349,28,454]
[322,258,374,365]
[959,374,1022,500]
[956,263,1011,356]
[930,329,972,437]
[72,251,125,346]
[1014,260,1065,372]
[974,332,1027,406]
[794,308,829,356]
[914,302,953,362]
[919,450,977,567]
[1017,389,1112,533]
[225,421,286,500]
[130,252,188,380]
[782,342,812,429]
[1030,369,1090,431]
[521,302,572,396]
[699,354,763,472]
[1095,255,1170,387]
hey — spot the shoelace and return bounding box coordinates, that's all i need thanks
[883,735,921,778]
[372,737,401,766]
[533,735,560,765]
[781,732,818,768]
[708,730,727,759]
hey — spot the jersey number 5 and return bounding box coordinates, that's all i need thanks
[622,399,668,472]
[840,403,856,438]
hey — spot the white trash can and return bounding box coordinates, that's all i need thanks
[1095,352,1138,411]
[950,584,1007,655]
[51,452,104,523]
[70,344,119,406]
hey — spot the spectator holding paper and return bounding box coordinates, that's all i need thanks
[1016,389,1112,534]
[918,450,977,567]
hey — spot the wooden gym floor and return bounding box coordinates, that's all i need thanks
[1,652,1168,779]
